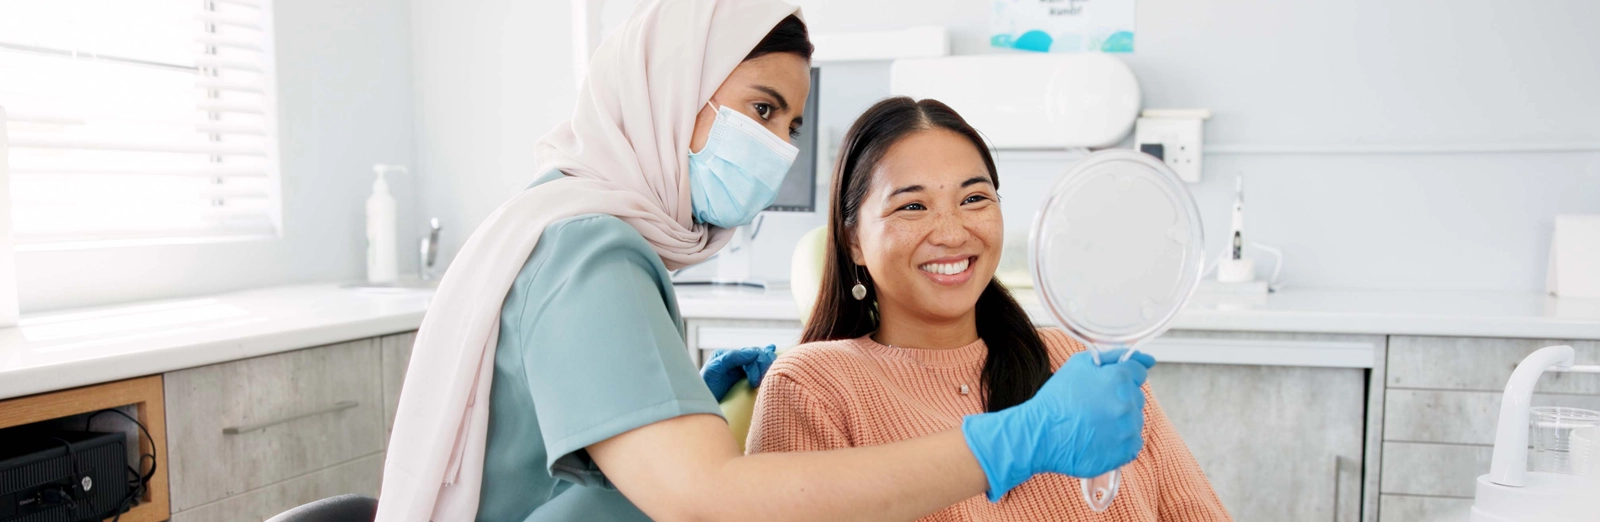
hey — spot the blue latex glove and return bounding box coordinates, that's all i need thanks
[700,344,778,401]
[961,348,1156,501]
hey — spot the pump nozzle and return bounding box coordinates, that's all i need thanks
[371,164,408,194]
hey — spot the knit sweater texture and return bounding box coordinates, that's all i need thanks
[747,328,1232,521]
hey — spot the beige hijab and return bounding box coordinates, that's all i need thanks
[376,0,800,520]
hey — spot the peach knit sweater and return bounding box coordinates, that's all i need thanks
[747,328,1231,522]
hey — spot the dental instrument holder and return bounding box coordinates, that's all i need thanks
[1030,150,1206,512]
[1470,345,1600,521]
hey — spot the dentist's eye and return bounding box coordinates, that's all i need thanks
[754,103,774,120]
[963,194,992,204]
[789,124,802,139]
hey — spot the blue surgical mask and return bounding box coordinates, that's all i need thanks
[687,101,799,228]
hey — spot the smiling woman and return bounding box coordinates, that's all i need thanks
[802,96,1051,412]
[748,97,1231,521]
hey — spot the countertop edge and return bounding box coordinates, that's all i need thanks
[0,309,425,401]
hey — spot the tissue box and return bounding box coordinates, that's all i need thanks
[1548,215,1600,298]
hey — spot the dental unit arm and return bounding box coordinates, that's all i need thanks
[1470,345,1599,521]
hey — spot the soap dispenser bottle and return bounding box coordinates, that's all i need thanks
[367,164,407,283]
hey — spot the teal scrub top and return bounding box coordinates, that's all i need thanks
[475,171,722,521]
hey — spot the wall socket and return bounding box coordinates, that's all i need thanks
[1134,110,1210,183]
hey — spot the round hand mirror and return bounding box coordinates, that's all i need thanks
[1028,149,1205,511]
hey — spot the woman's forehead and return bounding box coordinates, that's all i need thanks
[727,54,810,98]
[872,130,991,192]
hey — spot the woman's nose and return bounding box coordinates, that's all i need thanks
[925,209,971,247]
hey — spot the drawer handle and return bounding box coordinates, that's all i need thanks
[1330,455,1344,522]
[223,400,360,435]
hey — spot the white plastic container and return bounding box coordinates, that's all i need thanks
[366,164,406,283]
[889,54,1141,149]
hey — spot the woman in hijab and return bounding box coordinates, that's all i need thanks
[379,1,1154,521]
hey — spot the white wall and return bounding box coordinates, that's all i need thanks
[407,0,578,266]
[15,0,418,312]
[787,0,1600,292]
[413,0,1600,293]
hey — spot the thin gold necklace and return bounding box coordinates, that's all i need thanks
[887,343,975,396]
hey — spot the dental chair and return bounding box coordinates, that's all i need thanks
[718,225,827,452]
[264,494,377,522]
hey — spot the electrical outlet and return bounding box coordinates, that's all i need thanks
[1134,111,1208,183]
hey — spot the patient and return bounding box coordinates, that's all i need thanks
[747,97,1231,521]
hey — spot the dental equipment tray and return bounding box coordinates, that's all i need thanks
[0,430,130,522]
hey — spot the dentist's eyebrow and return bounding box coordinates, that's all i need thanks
[751,85,791,112]
[961,176,994,188]
[889,184,925,198]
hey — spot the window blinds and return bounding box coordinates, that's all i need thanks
[0,0,279,245]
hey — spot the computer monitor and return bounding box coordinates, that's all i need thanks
[764,67,819,213]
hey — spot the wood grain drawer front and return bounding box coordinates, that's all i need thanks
[1379,495,1473,522]
[1383,389,1600,445]
[164,339,385,511]
[380,331,416,445]
[1380,442,1491,497]
[1388,336,1600,393]
[170,453,382,522]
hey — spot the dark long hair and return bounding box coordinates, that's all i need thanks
[746,15,813,61]
[802,97,1052,412]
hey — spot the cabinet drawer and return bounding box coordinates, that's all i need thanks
[1380,441,1491,497]
[1150,362,1365,522]
[1384,389,1600,445]
[165,339,385,511]
[170,453,382,522]
[1388,336,1600,393]
[1379,495,1473,522]
[684,319,803,366]
[380,331,416,445]
[696,326,802,351]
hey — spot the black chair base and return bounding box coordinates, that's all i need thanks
[265,494,378,522]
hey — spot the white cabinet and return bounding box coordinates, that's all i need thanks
[684,318,804,365]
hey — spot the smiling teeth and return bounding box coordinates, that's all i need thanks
[919,258,970,275]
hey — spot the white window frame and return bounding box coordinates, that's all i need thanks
[0,0,282,251]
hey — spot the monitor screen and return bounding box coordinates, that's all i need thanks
[765,67,819,213]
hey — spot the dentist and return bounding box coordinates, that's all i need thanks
[379,1,1154,521]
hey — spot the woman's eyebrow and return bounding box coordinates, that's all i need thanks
[888,184,925,198]
[961,176,994,188]
[751,85,791,112]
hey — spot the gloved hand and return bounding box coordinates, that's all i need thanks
[961,348,1156,501]
[700,344,778,401]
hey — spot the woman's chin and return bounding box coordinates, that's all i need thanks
[907,290,985,320]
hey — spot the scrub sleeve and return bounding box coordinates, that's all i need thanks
[475,172,722,522]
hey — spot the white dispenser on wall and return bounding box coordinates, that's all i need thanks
[889,53,1141,149]
[367,164,406,284]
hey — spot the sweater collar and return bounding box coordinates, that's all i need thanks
[856,334,987,368]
